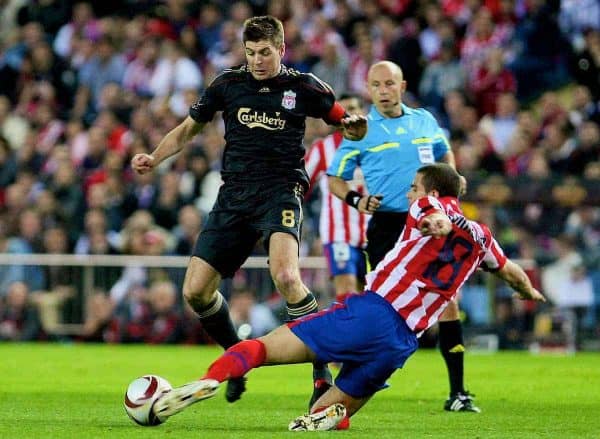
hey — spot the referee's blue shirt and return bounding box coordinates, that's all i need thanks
[327,104,451,212]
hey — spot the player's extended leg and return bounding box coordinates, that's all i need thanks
[154,325,327,421]
[439,299,480,412]
[269,232,333,408]
[182,256,245,402]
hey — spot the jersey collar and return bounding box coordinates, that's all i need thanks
[367,103,413,121]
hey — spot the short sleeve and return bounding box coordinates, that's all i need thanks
[302,73,336,122]
[479,226,508,272]
[189,76,226,123]
[326,138,360,180]
[421,110,450,160]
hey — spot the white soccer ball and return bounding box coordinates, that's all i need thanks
[124,375,172,426]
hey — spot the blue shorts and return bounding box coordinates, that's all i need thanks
[323,242,367,278]
[288,292,418,398]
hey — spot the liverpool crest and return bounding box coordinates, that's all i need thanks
[281,90,296,110]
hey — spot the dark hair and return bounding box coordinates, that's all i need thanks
[339,93,361,102]
[417,163,461,197]
[242,15,284,48]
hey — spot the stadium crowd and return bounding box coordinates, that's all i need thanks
[0,0,599,348]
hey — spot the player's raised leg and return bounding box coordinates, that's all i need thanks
[182,256,246,402]
[268,232,333,407]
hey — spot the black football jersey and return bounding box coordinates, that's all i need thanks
[189,64,337,187]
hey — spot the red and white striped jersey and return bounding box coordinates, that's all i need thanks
[366,196,507,336]
[305,131,369,247]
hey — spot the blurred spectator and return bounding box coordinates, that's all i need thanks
[111,284,151,343]
[17,0,70,36]
[418,2,445,61]
[569,29,600,100]
[151,171,184,230]
[53,2,100,59]
[418,38,465,115]
[0,135,17,190]
[178,146,210,203]
[559,0,600,51]
[74,208,117,254]
[387,17,427,94]
[196,2,223,53]
[172,204,202,256]
[461,7,506,82]
[541,235,594,347]
[0,0,27,43]
[122,37,161,98]
[470,47,516,117]
[206,20,243,72]
[1,21,45,71]
[28,40,78,113]
[145,280,182,344]
[541,121,577,174]
[479,92,519,156]
[0,281,42,341]
[79,290,115,342]
[495,296,527,349]
[567,121,600,175]
[568,85,600,128]
[509,0,570,101]
[0,220,32,294]
[149,39,203,110]
[49,161,86,227]
[564,205,600,264]
[74,35,126,119]
[229,288,280,339]
[312,41,348,96]
[0,95,29,150]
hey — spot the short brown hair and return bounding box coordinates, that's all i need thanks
[417,163,461,197]
[242,15,284,48]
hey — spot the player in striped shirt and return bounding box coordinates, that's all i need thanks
[305,94,369,305]
[153,163,545,431]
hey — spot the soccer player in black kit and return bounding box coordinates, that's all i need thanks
[131,15,366,409]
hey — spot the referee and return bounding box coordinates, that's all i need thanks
[327,61,478,413]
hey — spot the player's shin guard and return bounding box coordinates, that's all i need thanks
[203,339,267,382]
[194,291,241,349]
[439,319,465,396]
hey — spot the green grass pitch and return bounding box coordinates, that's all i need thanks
[1,344,599,438]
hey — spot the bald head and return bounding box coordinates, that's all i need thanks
[367,61,406,118]
[367,61,404,83]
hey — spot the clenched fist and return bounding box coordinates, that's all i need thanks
[419,213,452,238]
[341,114,367,141]
[131,153,156,174]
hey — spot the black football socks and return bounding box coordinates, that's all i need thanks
[195,291,241,349]
[439,319,465,396]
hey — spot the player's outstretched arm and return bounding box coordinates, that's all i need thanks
[131,116,204,174]
[494,259,546,302]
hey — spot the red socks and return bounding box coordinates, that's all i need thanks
[203,339,266,383]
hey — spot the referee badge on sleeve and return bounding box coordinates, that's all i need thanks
[282,90,297,110]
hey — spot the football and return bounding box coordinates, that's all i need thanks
[124,375,172,426]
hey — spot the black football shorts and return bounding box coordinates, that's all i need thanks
[193,181,304,278]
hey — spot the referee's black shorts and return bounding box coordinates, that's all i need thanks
[193,181,304,278]
[365,211,408,269]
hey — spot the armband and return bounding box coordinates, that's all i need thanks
[345,190,362,208]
